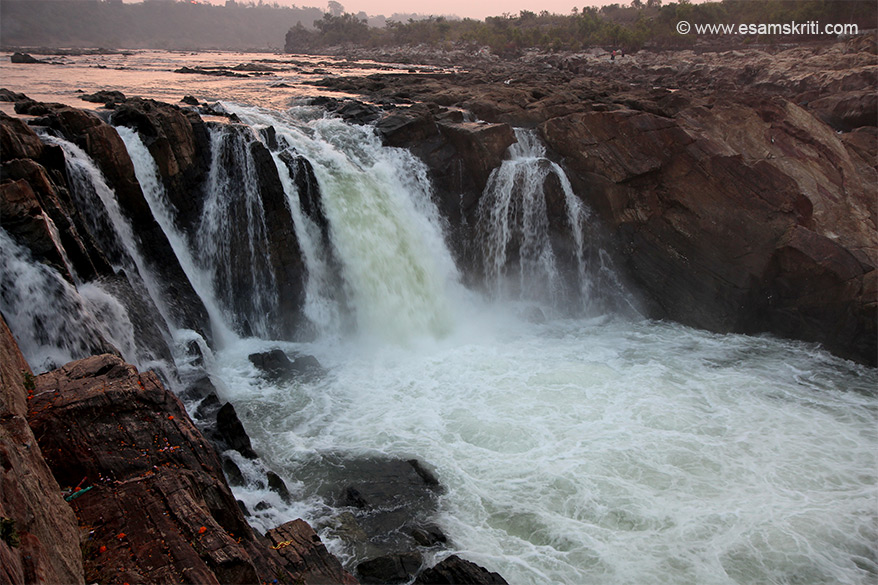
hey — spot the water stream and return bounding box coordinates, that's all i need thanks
[1,101,875,585]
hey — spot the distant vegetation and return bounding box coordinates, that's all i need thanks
[286,0,877,55]
[1,0,324,50]
[1,0,873,54]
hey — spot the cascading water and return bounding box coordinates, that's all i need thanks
[477,128,633,316]
[0,228,122,371]
[232,104,461,343]
[2,101,875,585]
[196,124,282,339]
[116,126,235,346]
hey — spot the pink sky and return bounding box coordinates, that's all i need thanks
[158,0,628,21]
[343,0,622,20]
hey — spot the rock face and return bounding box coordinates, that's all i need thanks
[0,315,84,585]
[27,353,356,585]
[318,37,878,364]
[540,98,876,364]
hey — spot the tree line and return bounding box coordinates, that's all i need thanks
[285,0,877,55]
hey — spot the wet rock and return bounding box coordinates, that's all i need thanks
[21,102,213,343]
[265,519,359,585]
[10,52,46,64]
[0,87,28,102]
[357,552,422,585]
[248,349,326,382]
[180,95,200,105]
[413,555,509,585]
[80,90,126,105]
[409,524,447,548]
[216,402,258,459]
[27,353,318,585]
[266,470,292,502]
[540,99,876,365]
[0,315,83,585]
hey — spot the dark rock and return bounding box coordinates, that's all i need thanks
[223,456,246,487]
[216,402,258,459]
[181,95,200,105]
[10,52,46,64]
[265,519,359,585]
[28,353,309,585]
[409,524,448,548]
[0,88,28,102]
[809,90,878,132]
[248,349,326,382]
[80,90,126,105]
[266,471,292,502]
[23,102,213,344]
[540,99,876,365]
[413,555,509,585]
[0,315,84,585]
[357,552,422,585]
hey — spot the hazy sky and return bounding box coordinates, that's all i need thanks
[176,0,625,21]
[343,0,621,20]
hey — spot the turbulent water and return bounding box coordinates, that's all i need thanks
[1,88,876,585]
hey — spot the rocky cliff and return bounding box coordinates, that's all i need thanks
[0,315,83,585]
[316,36,877,364]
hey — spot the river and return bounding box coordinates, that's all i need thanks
[2,50,876,585]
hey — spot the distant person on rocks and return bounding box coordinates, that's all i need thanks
[611,50,616,61]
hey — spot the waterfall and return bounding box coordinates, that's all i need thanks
[231,105,462,344]
[0,228,121,372]
[195,125,281,339]
[116,126,236,347]
[477,128,633,316]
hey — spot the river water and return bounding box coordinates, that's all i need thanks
[2,50,876,585]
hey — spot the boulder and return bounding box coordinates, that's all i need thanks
[248,349,326,382]
[357,552,422,584]
[0,315,84,585]
[26,353,334,585]
[265,519,359,585]
[216,402,258,459]
[10,52,46,64]
[413,555,509,585]
[80,90,127,105]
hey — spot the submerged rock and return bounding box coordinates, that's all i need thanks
[248,349,326,382]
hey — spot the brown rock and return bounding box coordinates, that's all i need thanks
[265,519,359,585]
[26,354,318,585]
[541,96,876,364]
[0,315,83,585]
[0,112,43,162]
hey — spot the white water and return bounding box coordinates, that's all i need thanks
[202,109,876,584]
[3,105,875,585]
[116,126,236,347]
[232,104,462,344]
[478,128,633,316]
